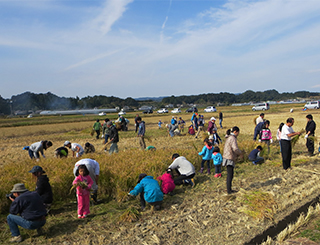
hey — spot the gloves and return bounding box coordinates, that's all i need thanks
[304,134,308,139]
[208,132,210,136]
[101,134,104,138]
[270,139,273,143]
[258,139,261,142]
[76,153,79,157]
[128,193,134,196]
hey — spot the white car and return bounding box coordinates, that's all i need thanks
[157,108,168,114]
[118,110,126,115]
[171,108,181,113]
[204,106,217,112]
[304,101,320,109]
[99,112,106,116]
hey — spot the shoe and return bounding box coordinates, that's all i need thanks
[81,215,87,219]
[199,168,204,174]
[78,215,82,219]
[252,161,257,165]
[190,178,195,188]
[9,235,22,243]
[214,174,219,178]
[155,205,161,211]
[207,169,211,175]
[218,173,222,178]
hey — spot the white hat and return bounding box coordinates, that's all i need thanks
[210,117,216,121]
[64,141,71,146]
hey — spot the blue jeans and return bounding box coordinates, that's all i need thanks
[28,149,39,159]
[169,131,174,137]
[104,134,109,144]
[7,214,46,236]
[219,119,223,128]
[215,164,221,174]
[109,143,118,154]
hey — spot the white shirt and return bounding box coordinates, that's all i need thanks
[71,143,84,154]
[256,117,264,125]
[281,124,294,141]
[73,158,100,191]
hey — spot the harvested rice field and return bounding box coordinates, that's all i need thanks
[0,104,320,244]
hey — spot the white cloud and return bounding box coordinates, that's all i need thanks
[90,0,134,35]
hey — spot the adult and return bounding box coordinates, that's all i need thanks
[7,183,47,243]
[73,158,100,203]
[207,117,218,136]
[280,118,301,170]
[256,113,265,125]
[118,115,127,131]
[64,141,84,158]
[305,114,316,156]
[171,116,177,126]
[248,146,264,165]
[222,126,242,194]
[28,166,53,210]
[93,119,102,139]
[27,140,53,161]
[166,123,178,137]
[129,174,163,211]
[136,116,146,150]
[253,121,264,141]
[178,117,185,132]
[84,142,95,154]
[54,146,68,158]
[195,115,205,139]
[219,111,223,129]
[102,118,110,144]
[107,121,119,154]
[134,114,140,133]
[168,153,195,187]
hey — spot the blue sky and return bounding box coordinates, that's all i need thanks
[1,0,320,99]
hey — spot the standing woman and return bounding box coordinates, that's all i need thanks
[280,118,301,170]
[222,127,242,194]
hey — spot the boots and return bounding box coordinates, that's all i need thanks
[207,169,211,175]
[214,174,219,178]
[199,168,204,174]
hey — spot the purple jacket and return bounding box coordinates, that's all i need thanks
[207,121,217,134]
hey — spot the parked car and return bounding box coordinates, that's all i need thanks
[118,109,126,115]
[143,109,153,114]
[99,112,106,116]
[171,108,181,113]
[304,101,320,109]
[204,106,217,112]
[252,103,270,111]
[157,108,168,114]
[185,107,198,113]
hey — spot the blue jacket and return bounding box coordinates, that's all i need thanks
[249,149,260,160]
[198,145,214,160]
[212,152,223,165]
[130,176,163,203]
[138,121,145,136]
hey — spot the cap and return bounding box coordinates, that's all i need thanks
[11,183,28,193]
[210,117,216,121]
[107,121,113,126]
[28,165,45,174]
[64,141,71,146]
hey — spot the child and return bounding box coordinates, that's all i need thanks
[129,174,163,211]
[84,142,95,154]
[72,164,93,219]
[249,146,264,165]
[260,120,272,153]
[158,119,163,129]
[157,169,175,194]
[198,138,214,174]
[188,125,195,135]
[212,146,223,178]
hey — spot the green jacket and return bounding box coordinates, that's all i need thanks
[102,123,110,135]
[93,122,102,131]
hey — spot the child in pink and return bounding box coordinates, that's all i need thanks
[72,164,93,219]
[157,169,175,194]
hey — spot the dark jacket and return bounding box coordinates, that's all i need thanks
[138,121,145,136]
[10,191,47,220]
[249,149,259,160]
[306,120,316,136]
[36,175,53,204]
[109,125,119,143]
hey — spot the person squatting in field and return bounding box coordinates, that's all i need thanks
[168,153,195,187]
[24,140,53,161]
[129,174,163,211]
[157,169,175,195]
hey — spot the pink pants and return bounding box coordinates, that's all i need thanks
[77,194,90,216]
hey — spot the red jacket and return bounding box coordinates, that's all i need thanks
[157,173,175,194]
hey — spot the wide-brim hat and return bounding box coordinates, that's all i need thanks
[64,141,71,146]
[11,183,28,193]
[28,165,45,174]
[210,117,216,121]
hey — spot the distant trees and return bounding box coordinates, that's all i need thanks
[0,95,10,115]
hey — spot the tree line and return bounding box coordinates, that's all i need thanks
[0,90,319,115]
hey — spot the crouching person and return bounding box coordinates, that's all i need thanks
[129,174,163,211]
[7,183,47,243]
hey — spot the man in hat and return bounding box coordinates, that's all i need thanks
[106,121,119,154]
[29,166,53,211]
[7,183,47,243]
[64,141,84,158]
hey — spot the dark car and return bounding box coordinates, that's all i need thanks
[143,109,153,114]
[185,107,198,113]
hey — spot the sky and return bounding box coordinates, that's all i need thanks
[1,0,320,99]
